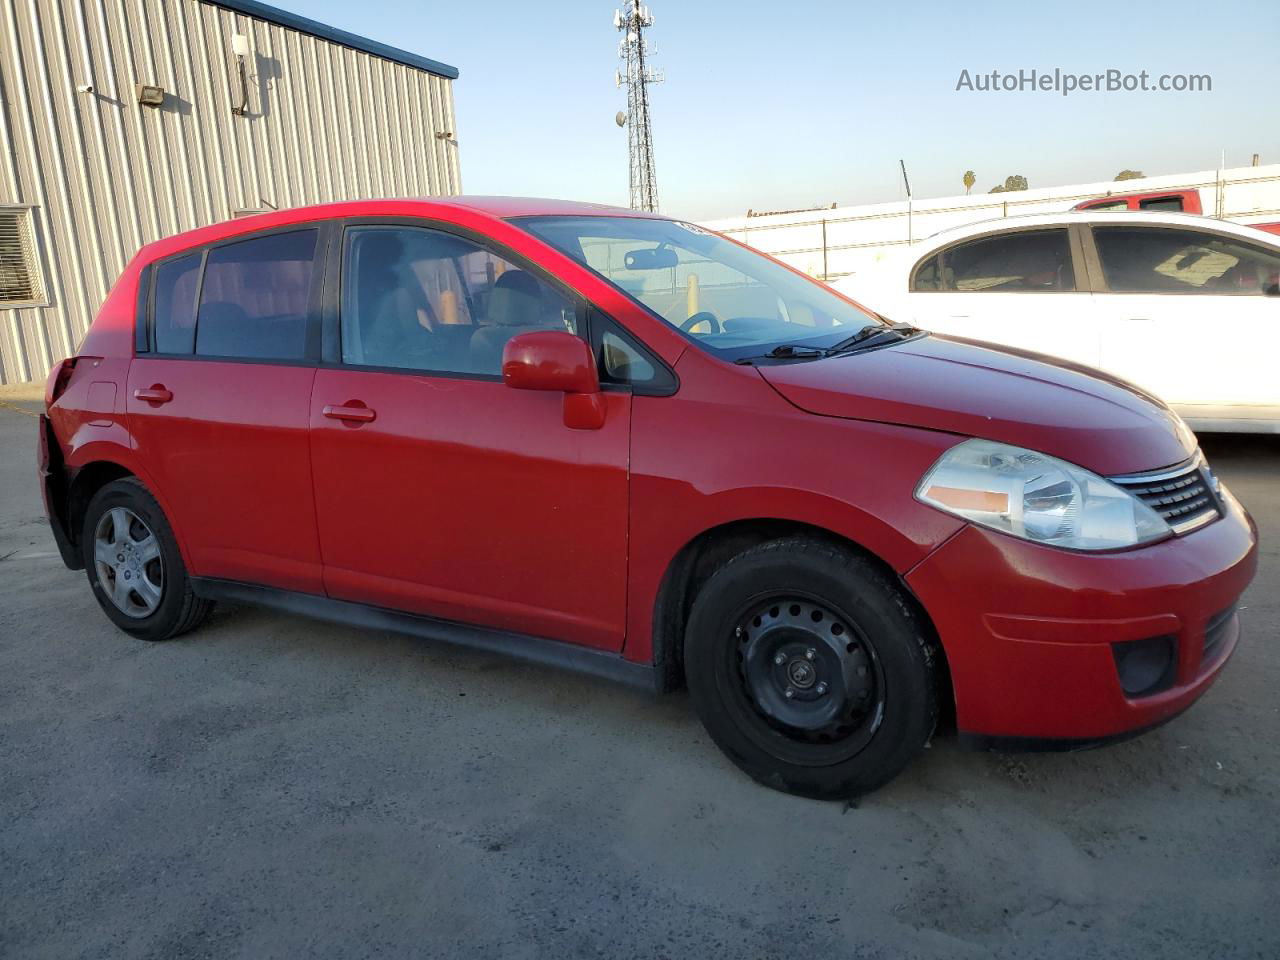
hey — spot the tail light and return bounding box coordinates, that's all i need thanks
[44,357,76,409]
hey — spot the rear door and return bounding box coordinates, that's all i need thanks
[308,221,632,651]
[1088,224,1280,414]
[127,226,327,593]
[899,226,1102,369]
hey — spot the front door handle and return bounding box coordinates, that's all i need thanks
[322,402,376,423]
[134,385,173,404]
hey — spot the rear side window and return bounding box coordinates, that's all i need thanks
[152,253,201,354]
[1138,196,1185,212]
[195,230,318,360]
[942,229,1076,292]
[1094,226,1280,295]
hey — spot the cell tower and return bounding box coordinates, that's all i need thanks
[614,2,662,212]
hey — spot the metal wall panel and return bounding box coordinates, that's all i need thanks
[0,0,460,383]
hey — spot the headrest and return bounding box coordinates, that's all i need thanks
[488,285,541,327]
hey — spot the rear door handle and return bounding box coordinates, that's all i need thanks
[322,402,376,423]
[133,386,173,404]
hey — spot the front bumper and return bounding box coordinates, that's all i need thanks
[905,486,1258,742]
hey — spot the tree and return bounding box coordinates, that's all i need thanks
[1115,169,1145,181]
[989,174,1028,193]
[963,170,976,194]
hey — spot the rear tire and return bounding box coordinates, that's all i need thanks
[684,537,938,799]
[81,478,212,641]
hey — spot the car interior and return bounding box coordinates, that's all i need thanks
[343,229,575,373]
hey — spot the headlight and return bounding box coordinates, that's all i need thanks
[916,439,1172,551]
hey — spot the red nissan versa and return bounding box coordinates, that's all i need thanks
[38,198,1258,798]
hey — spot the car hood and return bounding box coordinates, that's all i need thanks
[756,335,1196,476]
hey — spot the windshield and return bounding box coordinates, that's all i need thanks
[513,216,882,360]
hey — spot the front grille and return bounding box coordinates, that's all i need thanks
[1109,457,1220,535]
[1202,606,1237,665]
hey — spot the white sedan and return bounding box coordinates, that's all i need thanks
[833,211,1280,432]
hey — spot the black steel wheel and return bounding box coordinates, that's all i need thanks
[685,537,939,799]
[734,597,885,759]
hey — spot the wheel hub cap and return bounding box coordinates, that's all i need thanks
[736,599,878,741]
[93,507,164,619]
[787,659,816,688]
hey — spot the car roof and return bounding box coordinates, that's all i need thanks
[915,209,1280,248]
[133,196,668,265]
[431,196,665,219]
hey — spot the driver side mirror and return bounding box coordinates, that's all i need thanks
[501,331,606,430]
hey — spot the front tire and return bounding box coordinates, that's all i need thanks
[684,537,939,799]
[81,478,212,641]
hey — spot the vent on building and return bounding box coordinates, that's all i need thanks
[0,208,45,306]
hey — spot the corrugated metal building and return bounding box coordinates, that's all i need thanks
[0,0,460,384]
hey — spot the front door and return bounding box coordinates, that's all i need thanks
[308,223,631,651]
[901,226,1102,370]
[127,228,325,593]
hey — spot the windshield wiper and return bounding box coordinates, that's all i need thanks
[734,344,826,364]
[823,321,921,356]
[734,323,922,365]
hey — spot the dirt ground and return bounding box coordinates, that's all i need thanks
[1,394,1276,959]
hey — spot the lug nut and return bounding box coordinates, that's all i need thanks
[784,687,795,699]
[805,648,816,661]
[816,682,828,695]
[774,652,787,665]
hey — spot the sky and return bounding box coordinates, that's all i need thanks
[291,0,1280,221]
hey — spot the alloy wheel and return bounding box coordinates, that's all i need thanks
[93,507,164,619]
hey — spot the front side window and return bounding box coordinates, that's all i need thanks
[1093,226,1280,295]
[342,226,577,375]
[195,229,318,360]
[600,330,656,384]
[942,229,1076,292]
[513,216,881,361]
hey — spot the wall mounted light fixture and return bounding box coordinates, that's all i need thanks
[230,33,250,116]
[135,83,165,107]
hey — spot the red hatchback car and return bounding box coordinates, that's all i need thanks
[39,198,1257,798]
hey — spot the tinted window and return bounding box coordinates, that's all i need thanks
[195,230,318,360]
[1094,226,1280,295]
[152,253,200,354]
[943,229,1076,292]
[1138,196,1185,212]
[911,255,943,291]
[342,226,578,375]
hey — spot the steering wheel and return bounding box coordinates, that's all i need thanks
[680,311,723,335]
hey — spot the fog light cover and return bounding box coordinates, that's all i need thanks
[1112,635,1177,698]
